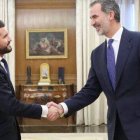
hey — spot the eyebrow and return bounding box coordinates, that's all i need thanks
[2,33,8,38]
[90,15,98,19]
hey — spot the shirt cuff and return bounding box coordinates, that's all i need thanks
[59,102,68,114]
[41,105,48,118]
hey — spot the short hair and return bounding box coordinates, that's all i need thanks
[0,20,5,28]
[90,0,120,22]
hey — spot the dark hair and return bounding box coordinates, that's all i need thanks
[90,0,120,22]
[0,20,5,28]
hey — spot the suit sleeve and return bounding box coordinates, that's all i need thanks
[0,71,42,119]
[64,51,102,117]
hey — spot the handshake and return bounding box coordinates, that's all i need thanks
[46,102,64,121]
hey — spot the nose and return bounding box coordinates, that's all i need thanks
[8,35,12,42]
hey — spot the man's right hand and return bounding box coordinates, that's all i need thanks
[47,102,64,121]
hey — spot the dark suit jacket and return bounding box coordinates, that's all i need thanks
[0,65,42,140]
[64,28,140,140]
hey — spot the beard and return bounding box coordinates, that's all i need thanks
[96,29,104,36]
[0,45,12,54]
[94,19,110,36]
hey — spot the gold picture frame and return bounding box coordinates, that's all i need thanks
[26,28,68,59]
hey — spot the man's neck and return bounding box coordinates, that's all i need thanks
[106,23,121,38]
[0,55,4,60]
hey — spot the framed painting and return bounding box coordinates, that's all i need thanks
[26,28,68,59]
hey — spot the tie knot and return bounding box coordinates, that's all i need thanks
[1,58,7,64]
[108,39,114,46]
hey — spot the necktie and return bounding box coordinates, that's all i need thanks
[1,58,10,78]
[107,39,116,90]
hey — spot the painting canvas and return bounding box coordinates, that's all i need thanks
[26,28,68,59]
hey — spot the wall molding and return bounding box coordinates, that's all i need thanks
[16,74,76,85]
[16,0,76,9]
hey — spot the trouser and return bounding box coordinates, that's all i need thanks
[114,113,128,140]
[0,129,19,140]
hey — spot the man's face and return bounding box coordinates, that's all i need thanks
[0,27,12,56]
[90,3,111,36]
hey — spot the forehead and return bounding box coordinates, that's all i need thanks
[90,3,103,16]
[0,27,8,36]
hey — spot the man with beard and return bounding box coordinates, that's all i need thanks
[0,20,59,140]
[47,0,140,140]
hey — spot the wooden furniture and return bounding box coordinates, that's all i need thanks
[18,84,75,131]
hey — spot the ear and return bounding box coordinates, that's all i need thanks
[108,10,115,20]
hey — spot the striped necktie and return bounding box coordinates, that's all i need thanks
[107,39,116,90]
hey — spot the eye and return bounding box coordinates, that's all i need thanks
[3,34,8,38]
[90,15,98,20]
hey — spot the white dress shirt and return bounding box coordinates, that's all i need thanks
[60,26,124,115]
[106,26,123,64]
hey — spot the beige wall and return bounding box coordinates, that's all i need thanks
[15,0,76,86]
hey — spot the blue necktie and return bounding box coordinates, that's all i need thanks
[107,39,116,90]
[1,58,10,78]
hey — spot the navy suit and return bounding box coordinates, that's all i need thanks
[0,64,42,140]
[64,28,140,140]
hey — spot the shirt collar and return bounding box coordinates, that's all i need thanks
[0,56,3,61]
[106,26,123,43]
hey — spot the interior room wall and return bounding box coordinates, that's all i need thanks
[15,0,76,87]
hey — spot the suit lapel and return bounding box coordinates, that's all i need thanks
[0,64,10,80]
[0,64,7,75]
[115,29,132,88]
[95,29,132,93]
[0,64,14,93]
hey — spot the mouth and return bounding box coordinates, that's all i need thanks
[7,42,12,51]
[6,42,12,51]
[94,25,100,32]
[96,28,100,32]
